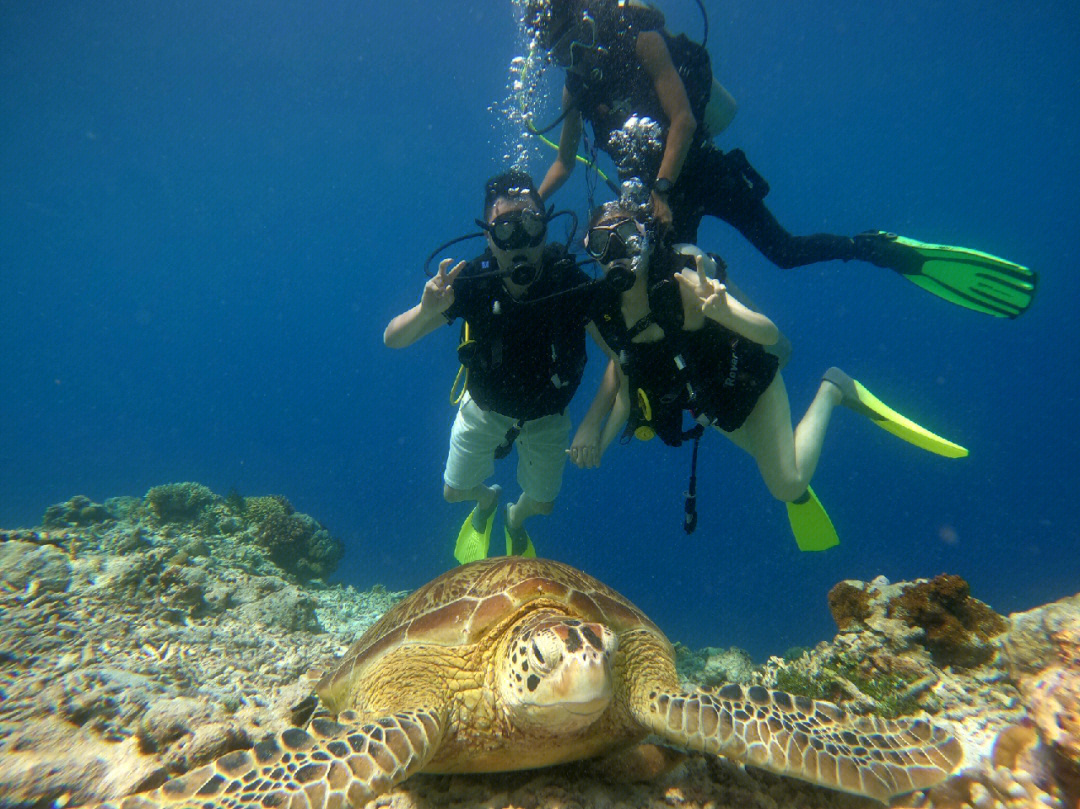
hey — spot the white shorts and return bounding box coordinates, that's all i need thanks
[443,393,571,504]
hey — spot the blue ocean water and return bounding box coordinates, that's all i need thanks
[2,1,1077,661]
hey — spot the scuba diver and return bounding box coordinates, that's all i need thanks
[572,199,968,549]
[384,170,612,563]
[523,0,1035,319]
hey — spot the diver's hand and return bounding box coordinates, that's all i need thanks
[567,423,602,469]
[420,259,465,315]
[676,253,729,320]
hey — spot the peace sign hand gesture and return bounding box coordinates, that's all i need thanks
[676,253,729,321]
[421,259,466,315]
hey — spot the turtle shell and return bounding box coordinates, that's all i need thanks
[317,557,663,701]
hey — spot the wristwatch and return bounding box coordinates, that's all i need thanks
[653,177,674,196]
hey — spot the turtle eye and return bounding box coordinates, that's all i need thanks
[526,636,559,675]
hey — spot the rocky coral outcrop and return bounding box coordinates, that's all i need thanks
[35,484,346,582]
[675,643,757,688]
[0,498,402,808]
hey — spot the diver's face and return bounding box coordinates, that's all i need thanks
[486,200,547,277]
[587,216,650,294]
[548,14,597,71]
[587,217,647,266]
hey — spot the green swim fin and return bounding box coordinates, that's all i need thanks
[503,505,537,557]
[505,527,537,558]
[855,231,1036,318]
[786,487,839,551]
[454,504,496,565]
[824,367,969,458]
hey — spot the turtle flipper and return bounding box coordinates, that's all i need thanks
[97,709,445,809]
[636,684,962,803]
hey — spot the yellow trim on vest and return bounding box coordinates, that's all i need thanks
[450,322,473,405]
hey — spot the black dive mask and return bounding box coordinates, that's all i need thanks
[549,12,601,69]
[586,218,649,293]
[475,209,547,251]
[585,218,643,264]
[422,208,577,281]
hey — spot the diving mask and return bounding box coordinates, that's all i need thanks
[587,217,649,293]
[548,11,599,68]
[476,209,548,251]
[585,218,644,265]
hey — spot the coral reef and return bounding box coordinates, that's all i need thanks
[827,580,874,630]
[2,490,1078,809]
[42,495,115,528]
[0,504,403,808]
[145,482,219,525]
[252,509,342,581]
[674,643,757,688]
[38,484,346,582]
[889,574,1009,669]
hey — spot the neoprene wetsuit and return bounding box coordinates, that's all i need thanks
[564,1,859,265]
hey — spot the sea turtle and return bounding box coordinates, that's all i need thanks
[99,557,962,808]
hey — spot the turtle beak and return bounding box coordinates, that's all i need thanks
[539,621,617,724]
[502,616,619,733]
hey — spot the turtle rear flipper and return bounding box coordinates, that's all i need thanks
[101,709,446,809]
[634,683,962,803]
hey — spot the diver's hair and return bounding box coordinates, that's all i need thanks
[525,0,575,31]
[588,199,645,229]
[483,171,544,220]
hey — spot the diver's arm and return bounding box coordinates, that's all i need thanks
[637,31,696,219]
[569,325,620,468]
[712,291,779,346]
[673,245,791,364]
[538,88,583,201]
[593,328,632,456]
[675,255,779,346]
[383,259,464,348]
[599,366,631,454]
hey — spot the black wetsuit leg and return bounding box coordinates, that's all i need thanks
[670,144,856,269]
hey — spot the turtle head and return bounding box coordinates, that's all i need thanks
[498,611,617,734]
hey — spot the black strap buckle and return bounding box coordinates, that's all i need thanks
[494,421,523,460]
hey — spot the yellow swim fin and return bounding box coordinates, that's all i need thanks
[454,505,496,565]
[824,367,969,459]
[504,505,537,557]
[786,487,840,551]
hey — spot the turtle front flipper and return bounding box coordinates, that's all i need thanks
[97,708,446,809]
[634,683,962,803]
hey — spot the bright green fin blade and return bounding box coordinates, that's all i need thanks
[825,368,969,458]
[454,506,495,565]
[786,487,840,552]
[860,232,1036,318]
[505,526,537,557]
[850,377,969,458]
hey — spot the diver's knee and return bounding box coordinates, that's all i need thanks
[765,478,807,503]
[444,484,465,503]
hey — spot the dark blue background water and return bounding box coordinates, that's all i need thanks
[3,1,1078,660]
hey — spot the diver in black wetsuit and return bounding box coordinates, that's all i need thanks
[573,199,969,549]
[524,0,1034,317]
